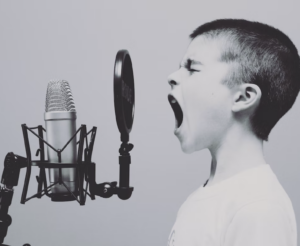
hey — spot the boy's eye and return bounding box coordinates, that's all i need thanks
[187,68,200,73]
[181,65,200,73]
[181,60,200,73]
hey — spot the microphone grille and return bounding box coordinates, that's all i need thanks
[45,80,76,112]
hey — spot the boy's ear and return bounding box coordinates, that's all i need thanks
[232,84,261,113]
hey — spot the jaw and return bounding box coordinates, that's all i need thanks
[168,94,205,154]
[168,94,194,153]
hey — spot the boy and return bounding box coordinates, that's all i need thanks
[167,19,299,246]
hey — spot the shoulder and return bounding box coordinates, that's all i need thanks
[230,201,291,226]
[223,201,297,246]
[222,165,295,212]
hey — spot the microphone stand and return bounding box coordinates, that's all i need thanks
[0,124,134,245]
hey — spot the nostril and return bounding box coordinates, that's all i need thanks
[168,80,177,86]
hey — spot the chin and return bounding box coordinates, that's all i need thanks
[180,140,196,154]
[179,138,206,154]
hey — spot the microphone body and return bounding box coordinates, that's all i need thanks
[45,111,77,194]
[44,80,77,195]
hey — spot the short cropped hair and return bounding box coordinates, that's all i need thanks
[190,19,300,141]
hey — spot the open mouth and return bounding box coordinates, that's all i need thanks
[168,94,183,129]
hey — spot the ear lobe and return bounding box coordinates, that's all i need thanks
[232,84,261,113]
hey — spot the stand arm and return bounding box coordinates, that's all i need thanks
[0,187,13,245]
[0,153,28,245]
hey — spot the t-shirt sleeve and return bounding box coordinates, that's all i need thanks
[223,201,295,246]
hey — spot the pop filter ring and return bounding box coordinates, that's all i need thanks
[114,50,135,143]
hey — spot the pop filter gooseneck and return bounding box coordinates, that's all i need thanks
[113,50,135,200]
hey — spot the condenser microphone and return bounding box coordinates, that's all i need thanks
[44,80,77,197]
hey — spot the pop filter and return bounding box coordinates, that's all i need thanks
[114,50,135,143]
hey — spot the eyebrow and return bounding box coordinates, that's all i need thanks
[179,58,203,68]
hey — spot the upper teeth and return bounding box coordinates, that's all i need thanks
[171,98,177,104]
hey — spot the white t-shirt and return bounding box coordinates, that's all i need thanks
[167,164,297,246]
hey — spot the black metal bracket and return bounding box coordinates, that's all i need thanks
[3,123,134,206]
[87,141,134,200]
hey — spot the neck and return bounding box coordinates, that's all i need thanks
[205,125,267,187]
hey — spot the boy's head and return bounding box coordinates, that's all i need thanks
[168,19,300,153]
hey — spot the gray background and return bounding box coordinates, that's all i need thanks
[0,1,299,245]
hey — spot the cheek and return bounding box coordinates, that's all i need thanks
[184,84,226,117]
[184,85,232,134]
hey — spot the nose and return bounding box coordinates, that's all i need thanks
[168,71,179,88]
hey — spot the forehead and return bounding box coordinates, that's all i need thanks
[183,35,223,64]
